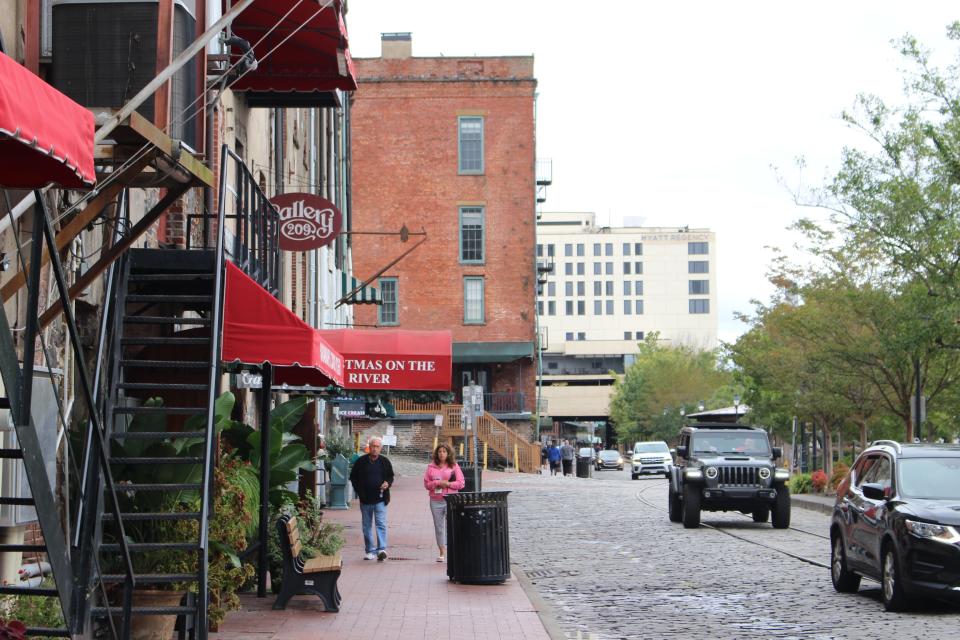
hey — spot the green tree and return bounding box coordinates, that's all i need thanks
[610,334,729,444]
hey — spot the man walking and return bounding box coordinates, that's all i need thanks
[349,436,394,561]
[560,439,576,477]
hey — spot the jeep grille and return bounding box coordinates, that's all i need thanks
[719,466,762,486]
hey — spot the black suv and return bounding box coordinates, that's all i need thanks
[668,422,790,529]
[830,441,960,611]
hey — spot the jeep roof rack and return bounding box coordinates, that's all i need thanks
[870,439,901,453]
[685,422,763,431]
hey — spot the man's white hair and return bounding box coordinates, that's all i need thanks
[368,436,383,446]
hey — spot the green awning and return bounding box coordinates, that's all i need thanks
[340,272,381,305]
[453,341,534,363]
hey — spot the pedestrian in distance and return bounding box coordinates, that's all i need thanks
[560,439,576,476]
[349,436,394,561]
[548,441,562,475]
[423,443,465,563]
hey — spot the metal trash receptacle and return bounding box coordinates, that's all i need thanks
[445,491,510,584]
[576,456,593,478]
[460,465,482,493]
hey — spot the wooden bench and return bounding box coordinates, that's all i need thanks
[273,514,342,611]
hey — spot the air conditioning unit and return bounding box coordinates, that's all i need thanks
[51,0,198,146]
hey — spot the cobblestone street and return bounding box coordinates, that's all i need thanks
[473,464,960,640]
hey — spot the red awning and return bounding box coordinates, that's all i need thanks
[227,0,358,98]
[222,262,344,387]
[275,329,453,391]
[0,51,95,189]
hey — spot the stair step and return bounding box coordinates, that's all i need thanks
[111,483,202,492]
[126,294,211,304]
[103,511,202,522]
[100,542,200,553]
[0,448,23,459]
[114,406,206,415]
[0,544,45,552]
[121,337,210,346]
[118,383,208,391]
[123,316,211,325]
[121,359,208,369]
[0,586,58,597]
[111,431,206,441]
[111,457,204,465]
[129,273,213,282]
[92,605,196,616]
[101,573,197,584]
[0,496,35,506]
[23,628,71,638]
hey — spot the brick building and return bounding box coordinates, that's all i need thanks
[350,33,538,432]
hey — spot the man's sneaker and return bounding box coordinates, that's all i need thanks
[363,552,376,561]
[377,550,387,562]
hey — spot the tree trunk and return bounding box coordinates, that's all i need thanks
[819,418,833,478]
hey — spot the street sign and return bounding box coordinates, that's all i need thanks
[235,371,262,389]
[434,414,443,427]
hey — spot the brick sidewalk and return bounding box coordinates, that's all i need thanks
[211,464,551,640]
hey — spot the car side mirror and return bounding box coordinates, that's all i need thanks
[676,445,687,458]
[861,483,887,501]
[771,447,782,460]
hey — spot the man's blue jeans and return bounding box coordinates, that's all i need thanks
[360,502,388,554]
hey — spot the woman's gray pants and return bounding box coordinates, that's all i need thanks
[430,499,447,547]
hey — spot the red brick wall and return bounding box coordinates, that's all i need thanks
[349,56,537,348]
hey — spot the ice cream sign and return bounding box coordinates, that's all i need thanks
[270,192,343,251]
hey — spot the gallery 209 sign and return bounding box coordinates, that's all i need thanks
[269,192,343,251]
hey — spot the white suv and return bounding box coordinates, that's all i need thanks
[632,441,673,479]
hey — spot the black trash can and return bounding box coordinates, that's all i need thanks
[576,456,593,478]
[460,465,483,492]
[445,491,511,584]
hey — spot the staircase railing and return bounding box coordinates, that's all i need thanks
[440,404,540,473]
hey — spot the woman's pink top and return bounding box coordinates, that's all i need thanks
[423,462,465,501]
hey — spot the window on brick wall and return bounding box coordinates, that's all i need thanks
[459,207,484,263]
[458,116,484,174]
[464,277,485,324]
[378,278,399,325]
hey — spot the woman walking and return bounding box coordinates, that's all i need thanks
[423,443,465,563]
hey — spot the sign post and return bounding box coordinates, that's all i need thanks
[469,384,483,489]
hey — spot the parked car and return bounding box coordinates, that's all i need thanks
[631,441,673,479]
[830,440,960,611]
[595,449,624,471]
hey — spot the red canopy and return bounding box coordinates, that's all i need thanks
[222,262,344,387]
[227,0,358,97]
[0,51,95,189]
[274,329,453,391]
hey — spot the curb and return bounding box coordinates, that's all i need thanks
[511,565,567,640]
[791,495,834,516]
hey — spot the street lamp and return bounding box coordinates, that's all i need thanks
[733,394,741,421]
[698,400,705,412]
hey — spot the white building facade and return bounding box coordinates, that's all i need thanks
[535,212,718,439]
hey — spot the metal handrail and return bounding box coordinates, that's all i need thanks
[32,192,136,638]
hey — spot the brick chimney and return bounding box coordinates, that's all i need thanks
[381,32,412,59]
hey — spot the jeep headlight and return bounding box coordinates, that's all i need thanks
[904,520,960,544]
[617,457,623,464]
[774,468,790,482]
[684,468,703,481]
[704,466,718,480]
[758,468,771,480]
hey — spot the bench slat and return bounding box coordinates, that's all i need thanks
[303,552,342,573]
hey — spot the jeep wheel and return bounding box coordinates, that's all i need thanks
[631,473,638,480]
[831,534,861,593]
[668,488,682,522]
[771,485,791,529]
[751,507,769,523]
[681,483,701,528]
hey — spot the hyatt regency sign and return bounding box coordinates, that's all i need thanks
[270,192,343,251]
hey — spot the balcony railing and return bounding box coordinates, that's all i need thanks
[485,392,526,413]
[394,399,444,414]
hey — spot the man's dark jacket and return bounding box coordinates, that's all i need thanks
[349,454,395,505]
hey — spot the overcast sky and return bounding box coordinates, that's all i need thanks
[345,1,959,345]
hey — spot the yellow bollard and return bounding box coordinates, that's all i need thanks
[514,443,519,470]
[432,436,438,453]
[483,442,488,470]
[459,442,464,457]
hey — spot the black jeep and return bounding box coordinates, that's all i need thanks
[668,422,791,529]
